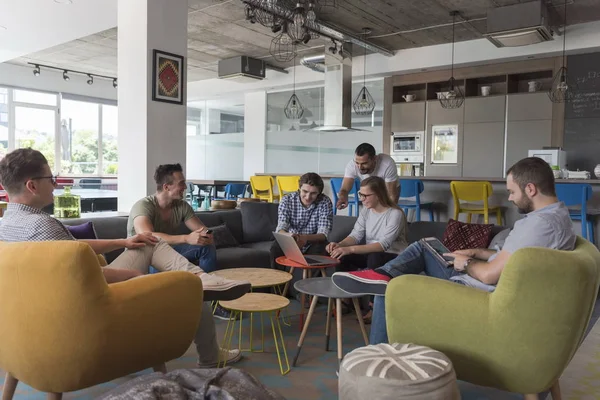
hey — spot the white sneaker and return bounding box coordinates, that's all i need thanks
[199,273,251,302]
[197,348,243,368]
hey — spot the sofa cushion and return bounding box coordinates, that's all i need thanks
[215,246,272,270]
[330,215,357,243]
[66,221,98,240]
[240,202,279,244]
[406,221,448,243]
[209,224,239,249]
[62,216,129,263]
[489,228,511,251]
[442,219,494,252]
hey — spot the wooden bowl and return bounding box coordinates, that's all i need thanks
[210,200,237,210]
[237,198,263,205]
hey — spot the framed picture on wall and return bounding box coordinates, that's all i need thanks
[431,124,458,164]
[152,49,184,105]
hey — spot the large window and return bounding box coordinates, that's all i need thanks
[0,86,117,176]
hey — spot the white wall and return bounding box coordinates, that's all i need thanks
[0,62,117,100]
[243,91,267,179]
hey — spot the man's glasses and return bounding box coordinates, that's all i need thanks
[357,192,374,200]
[30,175,58,186]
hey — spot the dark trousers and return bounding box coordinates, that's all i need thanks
[271,241,328,298]
[336,252,398,273]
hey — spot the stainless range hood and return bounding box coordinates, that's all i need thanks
[301,50,364,132]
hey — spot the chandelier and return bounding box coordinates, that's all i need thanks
[284,54,305,120]
[439,11,465,109]
[243,0,334,60]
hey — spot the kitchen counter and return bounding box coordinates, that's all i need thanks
[256,173,600,184]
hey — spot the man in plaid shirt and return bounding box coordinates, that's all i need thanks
[272,173,333,296]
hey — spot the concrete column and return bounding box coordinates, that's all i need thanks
[117,0,188,212]
[243,90,267,179]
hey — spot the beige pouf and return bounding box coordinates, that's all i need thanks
[339,343,461,400]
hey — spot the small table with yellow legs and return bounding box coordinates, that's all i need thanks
[218,293,291,375]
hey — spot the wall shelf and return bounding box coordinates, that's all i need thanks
[393,83,427,103]
[465,75,507,97]
[426,80,466,101]
[507,70,553,94]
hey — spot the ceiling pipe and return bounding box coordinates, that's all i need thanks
[300,54,325,73]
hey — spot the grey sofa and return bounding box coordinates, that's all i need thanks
[61,201,506,271]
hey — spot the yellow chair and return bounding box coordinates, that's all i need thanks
[250,175,279,203]
[0,241,203,400]
[276,175,300,197]
[450,181,503,225]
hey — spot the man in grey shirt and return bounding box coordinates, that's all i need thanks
[332,157,576,344]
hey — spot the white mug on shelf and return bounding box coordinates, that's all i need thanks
[480,86,491,96]
[528,81,541,92]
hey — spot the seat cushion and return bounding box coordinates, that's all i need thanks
[215,246,272,270]
[442,219,494,252]
[66,221,98,240]
[339,343,459,400]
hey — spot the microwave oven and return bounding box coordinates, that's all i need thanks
[391,132,423,153]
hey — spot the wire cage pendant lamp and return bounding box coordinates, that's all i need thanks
[353,27,376,115]
[439,11,464,109]
[548,0,578,103]
[284,54,305,120]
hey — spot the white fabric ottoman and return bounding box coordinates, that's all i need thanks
[339,343,460,400]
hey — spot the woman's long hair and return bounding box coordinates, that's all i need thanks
[361,176,399,209]
[361,176,407,234]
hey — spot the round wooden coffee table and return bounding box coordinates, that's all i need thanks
[275,256,339,330]
[219,293,291,375]
[210,267,292,289]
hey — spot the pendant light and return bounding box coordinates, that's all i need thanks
[353,28,376,115]
[439,11,464,109]
[284,54,304,120]
[548,0,578,103]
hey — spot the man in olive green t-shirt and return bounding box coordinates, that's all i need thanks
[127,165,217,272]
[127,163,241,368]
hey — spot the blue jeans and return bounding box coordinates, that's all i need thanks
[370,241,464,344]
[172,243,218,273]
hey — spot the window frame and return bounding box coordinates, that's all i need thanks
[0,85,118,177]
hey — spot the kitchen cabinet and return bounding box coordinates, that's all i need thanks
[391,102,426,132]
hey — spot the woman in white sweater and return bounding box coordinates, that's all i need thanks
[327,176,407,271]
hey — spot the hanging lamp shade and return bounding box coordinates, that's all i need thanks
[284,93,304,119]
[439,77,465,109]
[548,1,577,103]
[439,11,464,109]
[270,22,296,62]
[548,66,577,103]
[353,86,376,115]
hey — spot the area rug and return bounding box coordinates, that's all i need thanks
[1,299,597,399]
[557,318,600,399]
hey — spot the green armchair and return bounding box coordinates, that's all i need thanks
[386,237,600,399]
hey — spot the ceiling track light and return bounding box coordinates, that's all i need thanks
[27,62,117,88]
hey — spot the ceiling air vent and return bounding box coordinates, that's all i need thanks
[218,56,265,83]
[485,0,555,48]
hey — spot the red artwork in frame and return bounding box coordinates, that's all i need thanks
[152,49,184,105]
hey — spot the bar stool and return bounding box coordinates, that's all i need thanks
[398,179,435,221]
[331,178,361,217]
[250,175,279,203]
[450,181,503,225]
[555,183,595,243]
[276,175,300,196]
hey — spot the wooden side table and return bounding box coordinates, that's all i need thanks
[219,293,291,375]
[275,256,340,330]
[210,267,292,289]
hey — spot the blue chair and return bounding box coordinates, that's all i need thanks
[224,183,247,199]
[555,183,595,243]
[398,179,435,222]
[331,178,361,217]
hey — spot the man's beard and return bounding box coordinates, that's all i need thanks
[515,198,534,214]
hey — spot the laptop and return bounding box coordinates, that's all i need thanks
[273,232,333,266]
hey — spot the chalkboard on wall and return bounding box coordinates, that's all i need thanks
[564,53,600,172]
